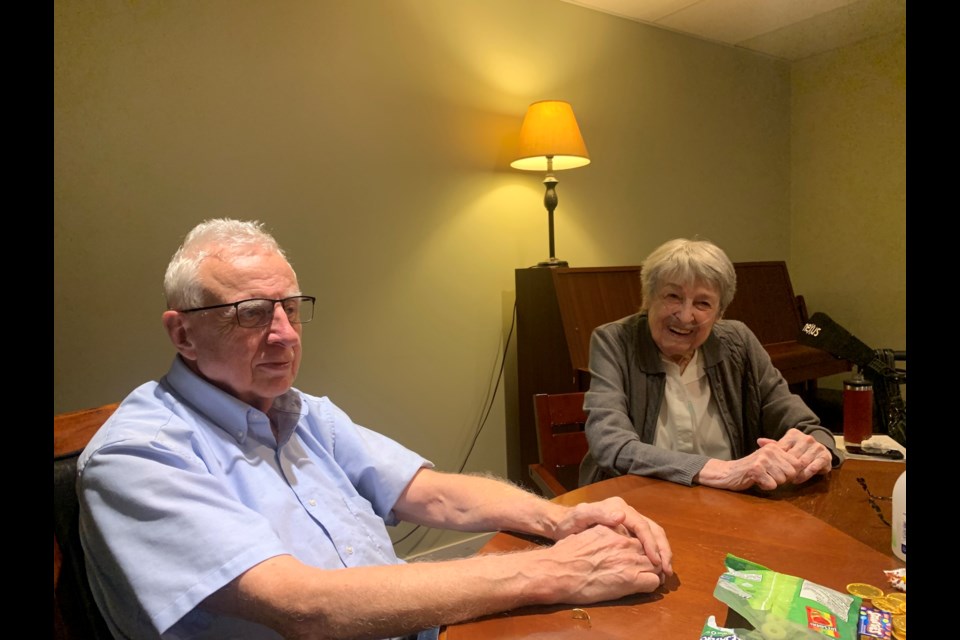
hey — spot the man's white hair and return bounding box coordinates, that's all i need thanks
[163,218,290,310]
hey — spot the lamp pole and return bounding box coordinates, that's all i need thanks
[538,156,568,267]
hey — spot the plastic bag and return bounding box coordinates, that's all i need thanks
[705,554,862,639]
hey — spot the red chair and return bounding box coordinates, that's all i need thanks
[527,392,589,497]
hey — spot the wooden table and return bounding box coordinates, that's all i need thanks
[442,459,905,639]
[755,457,904,555]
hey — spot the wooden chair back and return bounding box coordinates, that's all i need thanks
[54,403,119,459]
[528,392,589,497]
[54,402,119,640]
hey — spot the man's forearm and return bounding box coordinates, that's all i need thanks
[205,544,597,640]
[208,519,664,640]
[394,469,568,540]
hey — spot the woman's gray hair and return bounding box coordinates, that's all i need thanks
[640,238,737,314]
[163,218,290,310]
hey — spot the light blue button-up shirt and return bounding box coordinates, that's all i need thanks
[78,356,432,639]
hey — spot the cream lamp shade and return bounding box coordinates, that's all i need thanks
[510,100,591,171]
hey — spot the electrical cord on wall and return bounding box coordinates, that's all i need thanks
[457,300,517,474]
[392,300,518,550]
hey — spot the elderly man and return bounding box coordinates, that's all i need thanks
[78,218,672,640]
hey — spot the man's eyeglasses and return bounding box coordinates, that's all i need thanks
[179,296,316,328]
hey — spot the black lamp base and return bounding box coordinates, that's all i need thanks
[536,169,569,269]
[535,258,569,268]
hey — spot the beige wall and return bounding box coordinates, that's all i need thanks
[54,1,904,555]
[790,27,907,391]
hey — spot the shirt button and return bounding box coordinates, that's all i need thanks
[308,499,317,507]
[345,546,354,555]
[236,431,243,439]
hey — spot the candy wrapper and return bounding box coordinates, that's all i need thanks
[858,607,892,639]
[700,615,751,639]
[882,568,905,593]
[703,554,862,639]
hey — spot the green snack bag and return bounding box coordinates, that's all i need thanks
[712,554,861,639]
[699,615,761,640]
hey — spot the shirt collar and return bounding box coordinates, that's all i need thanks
[163,355,303,445]
[659,348,703,378]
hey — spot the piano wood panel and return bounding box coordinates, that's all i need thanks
[723,261,805,345]
[552,267,644,373]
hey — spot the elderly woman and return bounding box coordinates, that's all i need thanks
[579,238,843,491]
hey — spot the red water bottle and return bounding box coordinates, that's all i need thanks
[843,371,873,445]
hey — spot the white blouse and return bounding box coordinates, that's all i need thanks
[653,349,733,460]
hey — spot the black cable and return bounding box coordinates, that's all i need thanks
[390,522,424,549]
[392,300,518,549]
[458,300,517,473]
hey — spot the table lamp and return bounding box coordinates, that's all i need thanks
[510,100,590,267]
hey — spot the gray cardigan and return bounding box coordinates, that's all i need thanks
[578,313,843,487]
